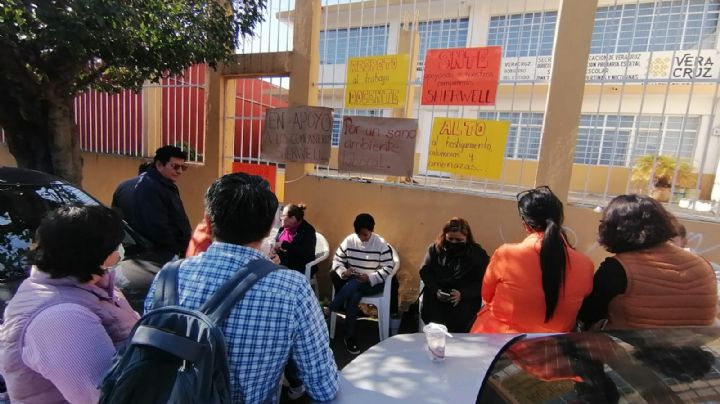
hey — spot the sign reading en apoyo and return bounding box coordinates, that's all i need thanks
[421,47,502,106]
[260,106,333,164]
[338,116,418,177]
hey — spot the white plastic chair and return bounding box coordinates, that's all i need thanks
[330,245,400,341]
[305,232,329,297]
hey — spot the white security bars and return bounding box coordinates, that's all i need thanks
[307,0,720,222]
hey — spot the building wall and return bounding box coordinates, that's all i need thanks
[286,174,720,304]
[316,0,720,200]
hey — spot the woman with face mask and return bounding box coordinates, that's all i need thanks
[470,186,594,334]
[0,205,139,403]
[419,217,489,333]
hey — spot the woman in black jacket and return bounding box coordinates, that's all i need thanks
[420,217,490,333]
[275,203,317,275]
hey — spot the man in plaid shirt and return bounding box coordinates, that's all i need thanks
[145,173,338,402]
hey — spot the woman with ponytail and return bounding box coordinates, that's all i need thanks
[470,186,594,333]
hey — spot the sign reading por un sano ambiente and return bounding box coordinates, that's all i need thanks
[338,116,418,177]
[345,54,409,108]
[260,106,333,164]
[421,46,502,106]
[427,117,510,179]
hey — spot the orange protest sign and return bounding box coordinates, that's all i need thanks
[421,47,502,106]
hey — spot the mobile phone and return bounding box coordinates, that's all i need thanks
[438,291,451,299]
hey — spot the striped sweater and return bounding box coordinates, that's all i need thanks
[332,233,395,286]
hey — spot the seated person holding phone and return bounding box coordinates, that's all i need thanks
[420,217,490,333]
[329,213,395,354]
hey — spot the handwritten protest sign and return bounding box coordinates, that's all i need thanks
[421,47,502,106]
[427,117,509,179]
[232,162,276,192]
[346,54,409,108]
[260,106,333,164]
[338,116,418,177]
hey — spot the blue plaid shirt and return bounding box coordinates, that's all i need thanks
[144,242,339,403]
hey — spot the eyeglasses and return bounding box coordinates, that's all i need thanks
[516,185,551,201]
[167,162,189,172]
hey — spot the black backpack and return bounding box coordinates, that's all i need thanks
[99,258,279,404]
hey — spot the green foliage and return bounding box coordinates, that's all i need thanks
[631,154,697,190]
[175,141,202,162]
[0,0,266,96]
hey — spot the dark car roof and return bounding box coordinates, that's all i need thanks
[0,166,66,186]
[479,327,720,403]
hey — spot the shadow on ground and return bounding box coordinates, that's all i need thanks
[280,317,382,403]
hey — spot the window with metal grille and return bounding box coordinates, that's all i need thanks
[331,109,382,146]
[575,115,633,166]
[488,1,719,58]
[478,111,543,159]
[631,115,700,162]
[591,0,720,54]
[416,18,469,68]
[488,12,557,58]
[319,25,389,65]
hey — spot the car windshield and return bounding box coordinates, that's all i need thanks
[479,328,720,404]
[0,182,99,280]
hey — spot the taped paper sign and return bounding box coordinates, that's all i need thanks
[346,54,409,108]
[338,116,418,177]
[260,106,333,164]
[427,117,509,179]
[422,47,502,106]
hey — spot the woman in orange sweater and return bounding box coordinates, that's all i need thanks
[471,186,594,333]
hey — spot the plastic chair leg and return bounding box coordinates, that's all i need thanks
[329,312,337,339]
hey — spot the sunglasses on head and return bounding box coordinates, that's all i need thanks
[516,185,551,201]
[168,162,189,172]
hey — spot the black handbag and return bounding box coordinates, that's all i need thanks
[398,289,423,334]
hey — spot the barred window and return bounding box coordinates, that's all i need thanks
[591,0,720,54]
[488,1,720,58]
[488,12,557,58]
[631,115,700,162]
[320,25,389,65]
[416,18,469,68]
[575,115,633,166]
[478,111,543,159]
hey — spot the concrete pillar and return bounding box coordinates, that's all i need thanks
[285,0,321,183]
[535,0,598,202]
[142,83,163,156]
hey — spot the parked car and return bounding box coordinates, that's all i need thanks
[0,166,162,317]
[479,327,720,403]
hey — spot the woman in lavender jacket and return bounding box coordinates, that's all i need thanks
[0,205,140,404]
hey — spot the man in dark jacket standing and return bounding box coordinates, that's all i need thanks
[113,145,192,263]
[111,161,151,221]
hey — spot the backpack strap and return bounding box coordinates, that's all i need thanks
[149,259,184,310]
[201,259,278,324]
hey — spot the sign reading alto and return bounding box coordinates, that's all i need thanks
[345,54,409,108]
[422,47,502,106]
[339,116,418,177]
[260,106,333,164]
[427,118,510,179]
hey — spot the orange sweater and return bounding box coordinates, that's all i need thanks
[471,233,594,333]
